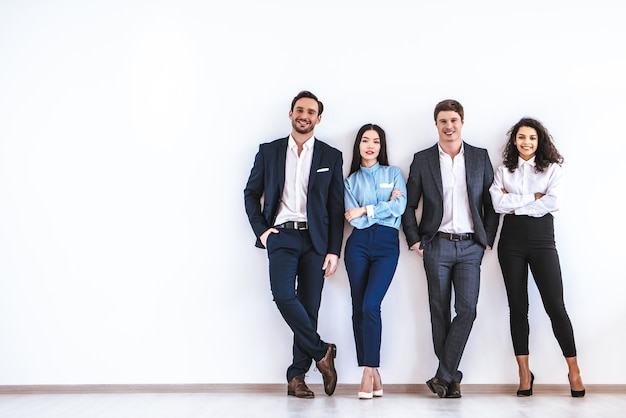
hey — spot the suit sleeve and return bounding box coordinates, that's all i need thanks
[401,155,422,248]
[327,150,345,257]
[243,145,270,246]
[481,150,499,247]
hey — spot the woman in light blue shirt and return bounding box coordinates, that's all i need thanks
[344,124,407,399]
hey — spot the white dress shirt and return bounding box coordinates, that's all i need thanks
[274,135,314,225]
[438,144,474,234]
[489,157,562,217]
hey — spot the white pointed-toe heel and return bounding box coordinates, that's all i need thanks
[373,369,383,397]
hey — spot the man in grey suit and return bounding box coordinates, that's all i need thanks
[402,99,498,398]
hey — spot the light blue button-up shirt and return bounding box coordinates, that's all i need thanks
[344,163,407,230]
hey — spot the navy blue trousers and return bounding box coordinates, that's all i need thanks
[344,225,399,367]
[423,236,485,383]
[497,214,577,357]
[266,229,329,382]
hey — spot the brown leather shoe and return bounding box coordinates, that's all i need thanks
[287,375,314,398]
[426,377,448,398]
[445,381,462,398]
[316,344,337,396]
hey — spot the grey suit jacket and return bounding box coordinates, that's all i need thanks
[401,142,499,249]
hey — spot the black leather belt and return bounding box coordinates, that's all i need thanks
[438,232,473,241]
[275,221,308,230]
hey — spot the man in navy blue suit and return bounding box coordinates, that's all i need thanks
[244,91,344,398]
[402,99,498,398]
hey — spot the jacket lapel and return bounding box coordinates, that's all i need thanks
[427,145,444,197]
[277,137,288,194]
[464,143,477,196]
[308,139,322,194]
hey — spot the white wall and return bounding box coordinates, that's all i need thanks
[1,0,624,385]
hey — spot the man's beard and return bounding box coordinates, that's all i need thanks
[293,119,314,135]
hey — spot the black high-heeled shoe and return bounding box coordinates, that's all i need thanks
[571,388,586,397]
[569,373,586,398]
[517,372,534,397]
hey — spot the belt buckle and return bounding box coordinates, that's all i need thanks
[295,221,306,230]
[450,233,461,241]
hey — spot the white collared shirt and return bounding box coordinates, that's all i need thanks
[274,135,315,225]
[490,157,562,217]
[438,143,474,233]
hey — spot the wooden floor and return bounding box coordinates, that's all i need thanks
[0,384,624,417]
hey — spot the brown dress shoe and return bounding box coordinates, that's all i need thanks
[426,377,448,398]
[445,381,461,398]
[316,344,337,396]
[287,375,314,398]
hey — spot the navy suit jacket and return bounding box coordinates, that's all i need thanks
[401,142,499,249]
[244,137,344,257]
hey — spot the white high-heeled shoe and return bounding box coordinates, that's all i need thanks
[358,390,374,399]
[358,373,374,399]
[373,369,383,397]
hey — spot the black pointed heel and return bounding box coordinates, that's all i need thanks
[516,372,534,397]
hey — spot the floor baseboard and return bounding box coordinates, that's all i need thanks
[1,383,624,395]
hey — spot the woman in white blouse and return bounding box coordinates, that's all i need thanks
[490,117,585,398]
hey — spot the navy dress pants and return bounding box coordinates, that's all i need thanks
[345,225,399,367]
[266,229,329,382]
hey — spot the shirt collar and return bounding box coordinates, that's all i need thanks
[437,142,465,157]
[288,135,315,151]
[360,162,380,172]
[518,156,536,167]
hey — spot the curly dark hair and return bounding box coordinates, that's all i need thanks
[349,123,389,175]
[502,117,564,173]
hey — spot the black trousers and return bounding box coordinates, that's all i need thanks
[497,214,577,357]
